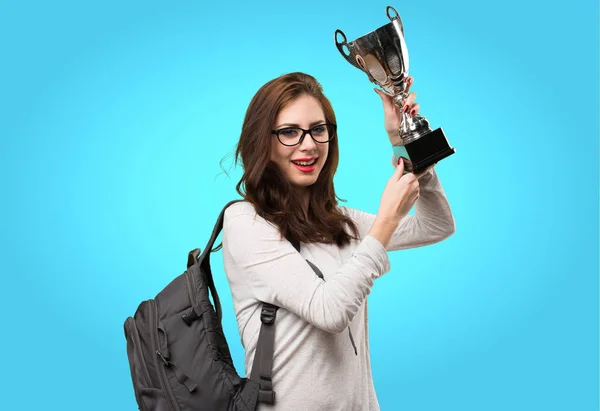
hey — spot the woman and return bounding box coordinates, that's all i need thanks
[222,72,455,410]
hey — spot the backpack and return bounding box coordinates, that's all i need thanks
[123,200,278,411]
[123,200,355,410]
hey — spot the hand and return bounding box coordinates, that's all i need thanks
[378,158,420,223]
[374,76,420,145]
[389,155,436,180]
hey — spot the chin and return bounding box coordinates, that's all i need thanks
[290,175,319,188]
[292,176,318,185]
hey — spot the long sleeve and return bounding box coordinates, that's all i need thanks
[222,202,390,334]
[341,168,456,251]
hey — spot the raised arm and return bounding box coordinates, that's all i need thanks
[223,203,390,333]
[342,167,455,251]
[368,76,455,249]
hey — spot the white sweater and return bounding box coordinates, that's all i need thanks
[222,169,455,410]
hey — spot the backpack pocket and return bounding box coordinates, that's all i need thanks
[137,386,170,411]
[124,317,170,411]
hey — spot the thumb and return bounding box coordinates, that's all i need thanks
[393,157,405,178]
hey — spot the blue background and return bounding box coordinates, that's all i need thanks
[1,0,598,410]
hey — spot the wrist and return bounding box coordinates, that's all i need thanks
[388,132,402,146]
[368,216,398,249]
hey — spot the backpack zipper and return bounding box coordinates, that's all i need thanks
[125,317,152,387]
[150,300,180,411]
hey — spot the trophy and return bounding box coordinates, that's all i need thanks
[334,6,456,173]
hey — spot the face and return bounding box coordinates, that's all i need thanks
[270,95,330,191]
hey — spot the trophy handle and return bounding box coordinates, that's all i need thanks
[334,29,362,70]
[386,6,404,36]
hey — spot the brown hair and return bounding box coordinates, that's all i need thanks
[234,72,359,247]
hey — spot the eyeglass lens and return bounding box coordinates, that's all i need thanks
[277,124,334,146]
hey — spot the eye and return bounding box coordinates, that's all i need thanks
[312,125,326,135]
[279,128,300,138]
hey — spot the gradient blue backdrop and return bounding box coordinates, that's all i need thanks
[1,0,598,410]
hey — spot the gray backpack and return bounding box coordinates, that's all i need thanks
[123,200,280,411]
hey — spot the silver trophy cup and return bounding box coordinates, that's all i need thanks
[334,6,455,173]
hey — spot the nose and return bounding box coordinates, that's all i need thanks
[298,131,318,151]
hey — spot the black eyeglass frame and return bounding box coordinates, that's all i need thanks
[271,123,337,147]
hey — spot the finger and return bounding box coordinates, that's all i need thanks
[394,157,405,178]
[402,92,417,113]
[409,103,420,117]
[400,170,416,183]
[405,76,414,94]
[404,91,417,106]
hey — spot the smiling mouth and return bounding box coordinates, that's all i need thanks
[291,158,317,166]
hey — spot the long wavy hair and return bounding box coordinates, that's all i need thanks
[234,72,359,247]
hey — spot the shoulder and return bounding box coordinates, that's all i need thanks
[222,201,285,249]
[337,205,350,215]
[336,205,362,220]
[224,200,256,220]
[223,201,278,233]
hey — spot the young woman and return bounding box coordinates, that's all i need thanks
[222,72,455,410]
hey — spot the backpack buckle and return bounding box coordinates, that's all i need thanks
[258,389,276,404]
[260,305,278,325]
[181,306,203,326]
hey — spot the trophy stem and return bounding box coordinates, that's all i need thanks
[401,111,414,138]
[392,93,415,142]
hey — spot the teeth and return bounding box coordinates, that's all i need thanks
[293,159,316,166]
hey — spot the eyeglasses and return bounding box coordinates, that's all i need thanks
[271,123,336,147]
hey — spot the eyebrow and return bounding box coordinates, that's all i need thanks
[275,121,326,129]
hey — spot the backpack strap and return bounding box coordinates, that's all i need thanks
[187,248,201,269]
[250,302,279,404]
[189,200,280,404]
[195,199,244,323]
[249,232,296,404]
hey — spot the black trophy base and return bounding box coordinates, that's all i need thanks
[405,127,456,174]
